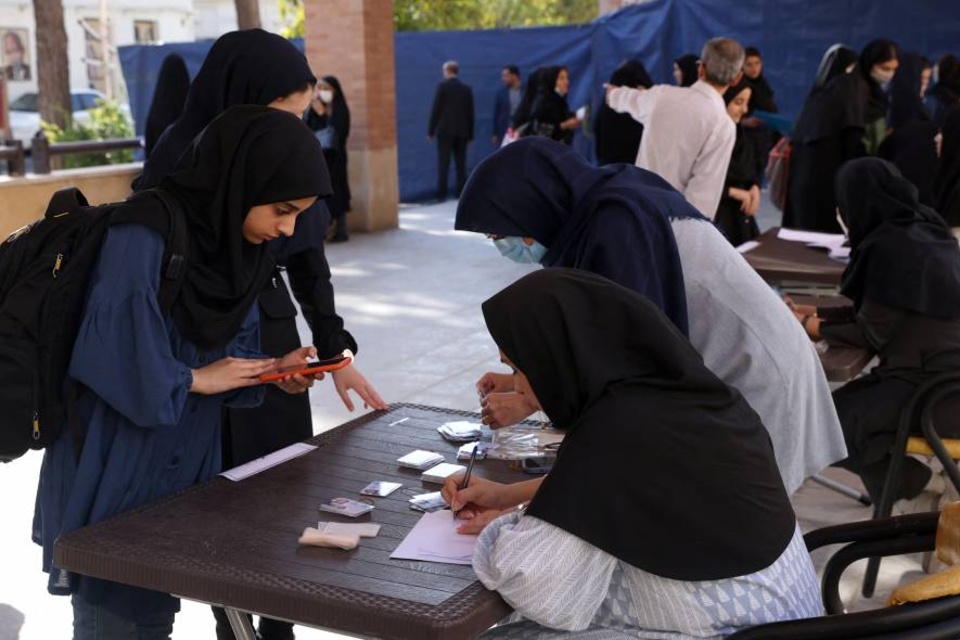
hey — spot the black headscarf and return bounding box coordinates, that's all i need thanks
[936,106,960,226]
[888,52,931,129]
[837,158,960,319]
[144,54,190,158]
[675,54,698,87]
[153,106,331,349]
[859,39,900,122]
[512,67,545,130]
[531,66,574,143]
[482,268,796,580]
[455,137,699,336]
[792,44,866,145]
[137,29,316,191]
[928,55,960,126]
[742,51,777,114]
[594,60,652,165]
[722,81,756,188]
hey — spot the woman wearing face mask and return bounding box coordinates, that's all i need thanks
[788,158,960,511]
[457,138,846,496]
[35,106,330,639]
[715,80,761,245]
[860,39,901,155]
[442,269,823,639]
[530,65,581,145]
[305,75,352,242]
[784,41,899,232]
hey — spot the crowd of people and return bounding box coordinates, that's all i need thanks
[20,25,960,640]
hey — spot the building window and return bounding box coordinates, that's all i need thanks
[134,21,157,44]
[81,18,105,93]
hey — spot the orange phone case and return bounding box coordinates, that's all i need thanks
[258,355,353,383]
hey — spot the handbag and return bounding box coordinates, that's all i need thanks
[314,126,338,151]
[766,137,792,212]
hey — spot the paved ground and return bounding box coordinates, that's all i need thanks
[0,197,925,639]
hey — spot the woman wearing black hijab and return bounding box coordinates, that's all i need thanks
[926,54,960,127]
[935,106,960,228]
[790,158,960,507]
[784,40,899,231]
[456,138,846,495]
[673,53,698,87]
[35,106,329,637]
[530,65,581,144]
[716,79,761,245]
[143,54,190,158]
[305,75,352,242]
[442,269,822,638]
[511,66,545,133]
[593,59,652,165]
[879,52,939,206]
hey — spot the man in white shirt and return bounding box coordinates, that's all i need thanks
[606,38,745,218]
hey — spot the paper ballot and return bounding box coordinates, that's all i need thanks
[220,443,316,481]
[390,509,478,565]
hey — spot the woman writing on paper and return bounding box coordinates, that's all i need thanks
[444,269,823,638]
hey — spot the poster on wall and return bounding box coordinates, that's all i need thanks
[1,28,30,82]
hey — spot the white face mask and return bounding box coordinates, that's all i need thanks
[870,67,895,86]
[318,89,334,104]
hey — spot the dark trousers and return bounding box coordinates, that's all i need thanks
[437,135,468,200]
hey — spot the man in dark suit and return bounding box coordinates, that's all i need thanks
[428,60,474,201]
[492,65,522,145]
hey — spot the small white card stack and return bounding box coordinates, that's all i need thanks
[421,462,466,484]
[397,450,445,470]
[409,491,448,512]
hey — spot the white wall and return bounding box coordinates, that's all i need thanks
[193,0,286,41]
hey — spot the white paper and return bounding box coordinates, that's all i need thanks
[219,442,316,481]
[317,521,381,538]
[735,240,761,254]
[390,509,477,565]
[778,228,846,245]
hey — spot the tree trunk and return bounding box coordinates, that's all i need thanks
[235,0,262,29]
[34,0,71,130]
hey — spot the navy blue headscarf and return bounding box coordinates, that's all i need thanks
[455,137,702,335]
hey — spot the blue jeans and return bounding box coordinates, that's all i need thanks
[72,595,174,640]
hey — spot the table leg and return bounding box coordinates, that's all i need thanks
[225,607,258,640]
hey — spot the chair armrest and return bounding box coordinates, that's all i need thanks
[804,512,939,552]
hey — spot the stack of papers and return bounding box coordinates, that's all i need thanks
[421,462,466,484]
[390,509,478,565]
[457,442,490,460]
[777,228,851,262]
[409,491,448,512]
[438,421,483,442]
[397,450,445,470]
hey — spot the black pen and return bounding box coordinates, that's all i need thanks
[453,444,479,519]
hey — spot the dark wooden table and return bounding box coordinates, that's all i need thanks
[742,227,846,287]
[793,295,874,383]
[54,404,525,640]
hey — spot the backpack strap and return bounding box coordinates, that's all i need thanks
[153,189,189,315]
[44,187,89,219]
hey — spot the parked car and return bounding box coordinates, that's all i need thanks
[8,90,132,149]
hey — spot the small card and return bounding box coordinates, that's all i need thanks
[397,450,445,470]
[409,491,448,513]
[319,497,374,518]
[360,481,403,497]
[421,462,467,485]
[317,521,381,538]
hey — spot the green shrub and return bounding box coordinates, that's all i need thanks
[40,99,135,169]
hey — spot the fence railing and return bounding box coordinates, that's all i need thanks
[31,137,143,174]
[0,141,25,176]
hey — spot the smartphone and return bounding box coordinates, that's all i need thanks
[258,352,353,383]
[520,457,554,475]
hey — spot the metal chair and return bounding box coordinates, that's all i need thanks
[728,510,960,639]
[862,371,960,598]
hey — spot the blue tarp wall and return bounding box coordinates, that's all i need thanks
[119,0,960,202]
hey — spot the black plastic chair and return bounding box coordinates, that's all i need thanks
[862,371,960,598]
[728,512,960,639]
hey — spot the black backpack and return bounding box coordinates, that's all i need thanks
[0,187,188,463]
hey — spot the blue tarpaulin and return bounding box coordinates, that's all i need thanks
[118,1,960,202]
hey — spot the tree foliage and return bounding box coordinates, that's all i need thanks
[277,0,597,37]
[41,99,135,168]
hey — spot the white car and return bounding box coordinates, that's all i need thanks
[8,90,132,149]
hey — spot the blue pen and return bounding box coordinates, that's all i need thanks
[454,444,479,519]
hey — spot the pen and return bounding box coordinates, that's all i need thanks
[453,444,479,519]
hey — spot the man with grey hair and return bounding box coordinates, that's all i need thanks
[429,59,475,201]
[606,38,745,217]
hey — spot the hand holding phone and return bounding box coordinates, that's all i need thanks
[258,350,353,383]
